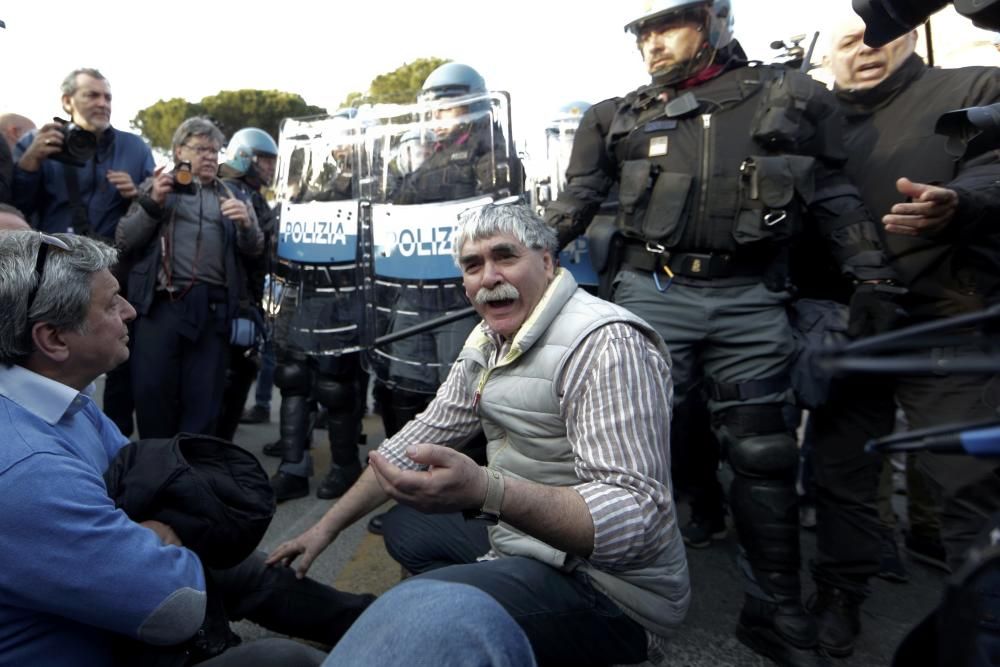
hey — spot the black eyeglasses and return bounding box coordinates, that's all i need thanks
[26,233,71,316]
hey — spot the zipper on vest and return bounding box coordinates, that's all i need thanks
[696,113,713,249]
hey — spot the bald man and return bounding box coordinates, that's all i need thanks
[0,114,36,151]
[800,10,1000,658]
[0,204,30,232]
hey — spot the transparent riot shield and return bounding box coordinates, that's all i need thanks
[537,104,600,289]
[270,114,365,357]
[357,93,520,393]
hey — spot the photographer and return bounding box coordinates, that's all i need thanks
[116,117,263,439]
[801,11,1000,658]
[11,68,155,439]
[11,68,153,239]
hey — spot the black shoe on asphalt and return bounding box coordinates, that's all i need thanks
[317,460,362,500]
[367,512,386,535]
[681,515,727,548]
[736,596,830,667]
[904,532,950,572]
[808,586,861,658]
[262,440,285,457]
[877,531,910,584]
[240,405,270,424]
[271,471,309,502]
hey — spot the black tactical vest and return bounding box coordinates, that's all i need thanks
[607,65,834,259]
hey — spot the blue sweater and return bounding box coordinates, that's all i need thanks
[11,126,155,239]
[0,365,206,667]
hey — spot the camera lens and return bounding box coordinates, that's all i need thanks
[175,168,193,186]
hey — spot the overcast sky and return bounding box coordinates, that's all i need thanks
[2,1,995,155]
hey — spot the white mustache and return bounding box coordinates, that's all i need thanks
[474,284,520,305]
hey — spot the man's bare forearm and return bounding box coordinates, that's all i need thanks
[500,476,595,558]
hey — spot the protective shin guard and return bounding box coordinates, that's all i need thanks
[278,394,312,465]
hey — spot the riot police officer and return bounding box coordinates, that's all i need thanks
[374,62,515,438]
[544,2,900,665]
[269,116,368,503]
[215,127,279,441]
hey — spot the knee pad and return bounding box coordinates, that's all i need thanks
[717,405,798,478]
[274,362,312,394]
[315,376,360,415]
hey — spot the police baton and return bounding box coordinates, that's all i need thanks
[374,306,477,346]
[865,418,1000,457]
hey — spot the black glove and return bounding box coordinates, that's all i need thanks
[847,282,908,338]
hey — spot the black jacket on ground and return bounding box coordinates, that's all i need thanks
[103,433,275,569]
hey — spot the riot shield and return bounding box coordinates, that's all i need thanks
[270,114,365,357]
[532,103,600,289]
[357,94,519,393]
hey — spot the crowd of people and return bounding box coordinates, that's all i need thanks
[0,1,998,666]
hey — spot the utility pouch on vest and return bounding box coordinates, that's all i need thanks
[750,70,816,151]
[733,155,814,245]
[618,159,693,246]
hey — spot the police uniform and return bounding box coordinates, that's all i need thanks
[546,49,897,663]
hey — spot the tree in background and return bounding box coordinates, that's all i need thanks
[131,59,450,150]
[132,90,325,151]
[339,57,449,107]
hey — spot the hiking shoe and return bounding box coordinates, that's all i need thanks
[681,515,727,548]
[270,471,309,503]
[808,586,861,658]
[877,531,910,583]
[240,405,270,424]
[905,532,950,572]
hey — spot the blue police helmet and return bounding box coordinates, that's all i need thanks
[420,63,487,102]
[224,127,279,178]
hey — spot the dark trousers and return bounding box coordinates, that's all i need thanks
[381,505,648,667]
[132,293,230,439]
[103,336,135,438]
[215,346,259,442]
[212,550,374,647]
[812,348,1000,595]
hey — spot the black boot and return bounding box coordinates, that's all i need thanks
[262,440,285,457]
[270,471,309,502]
[317,460,362,499]
[809,586,861,658]
[737,594,830,667]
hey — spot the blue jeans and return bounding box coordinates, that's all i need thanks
[381,506,648,667]
[324,579,537,667]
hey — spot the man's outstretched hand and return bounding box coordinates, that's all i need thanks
[883,177,958,237]
[368,444,487,514]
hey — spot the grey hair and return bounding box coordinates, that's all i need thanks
[60,68,106,97]
[172,116,225,152]
[0,232,117,365]
[452,201,558,266]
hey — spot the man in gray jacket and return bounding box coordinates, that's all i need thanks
[268,202,689,666]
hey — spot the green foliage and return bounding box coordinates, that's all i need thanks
[339,57,450,108]
[132,58,452,150]
[199,90,325,142]
[131,98,198,151]
[131,90,325,151]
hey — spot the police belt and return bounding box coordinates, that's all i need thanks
[622,243,770,280]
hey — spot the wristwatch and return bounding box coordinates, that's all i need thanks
[462,467,505,524]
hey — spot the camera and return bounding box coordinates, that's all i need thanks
[173,160,196,195]
[852,0,1000,47]
[48,117,97,167]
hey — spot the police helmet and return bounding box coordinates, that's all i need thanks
[419,63,487,102]
[224,127,278,182]
[624,0,734,85]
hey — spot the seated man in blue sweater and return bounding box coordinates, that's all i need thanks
[0,231,373,667]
